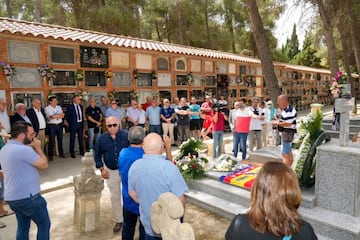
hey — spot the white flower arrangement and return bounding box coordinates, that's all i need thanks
[213,154,238,172]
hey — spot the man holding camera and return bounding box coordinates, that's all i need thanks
[248,97,265,152]
[211,101,228,159]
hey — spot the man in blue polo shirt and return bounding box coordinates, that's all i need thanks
[94,116,129,233]
[128,133,188,239]
[0,121,50,239]
[146,99,161,135]
[85,97,103,150]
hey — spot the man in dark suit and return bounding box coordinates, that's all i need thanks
[27,98,47,152]
[10,103,32,126]
[65,95,84,158]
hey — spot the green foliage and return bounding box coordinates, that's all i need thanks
[177,157,208,181]
[299,110,323,140]
[174,138,206,161]
[291,35,321,67]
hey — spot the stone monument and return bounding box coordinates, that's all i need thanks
[151,192,195,240]
[73,151,104,233]
[334,98,353,147]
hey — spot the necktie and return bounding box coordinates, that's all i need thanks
[76,105,81,121]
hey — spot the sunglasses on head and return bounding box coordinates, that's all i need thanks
[107,123,118,128]
[112,102,117,104]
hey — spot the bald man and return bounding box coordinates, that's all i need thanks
[128,133,188,239]
[272,95,297,166]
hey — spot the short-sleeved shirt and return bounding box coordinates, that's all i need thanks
[189,104,201,120]
[211,111,226,132]
[160,107,175,123]
[146,106,161,125]
[249,106,264,130]
[201,101,213,115]
[280,105,297,131]
[0,140,40,201]
[128,154,188,237]
[105,107,122,123]
[126,107,140,122]
[118,146,144,215]
[45,104,63,124]
[86,106,102,128]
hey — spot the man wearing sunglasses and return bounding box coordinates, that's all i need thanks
[94,116,129,233]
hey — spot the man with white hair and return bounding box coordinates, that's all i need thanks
[0,98,10,134]
[10,103,31,125]
[128,133,188,239]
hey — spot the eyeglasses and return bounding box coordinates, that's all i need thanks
[111,102,117,105]
[107,123,118,128]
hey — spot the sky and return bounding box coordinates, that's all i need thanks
[274,1,316,48]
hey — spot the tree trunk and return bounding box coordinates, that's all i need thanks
[177,3,184,45]
[155,20,162,41]
[134,3,142,38]
[345,0,360,76]
[5,0,12,18]
[245,0,280,104]
[316,0,339,76]
[34,0,42,22]
[337,24,351,80]
[204,0,212,49]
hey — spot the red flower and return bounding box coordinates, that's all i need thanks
[192,164,198,169]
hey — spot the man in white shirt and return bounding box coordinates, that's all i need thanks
[45,96,66,161]
[248,97,265,152]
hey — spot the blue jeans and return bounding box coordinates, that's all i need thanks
[234,132,248,160]
[149,125,162,135]
[48,124,64,157]
[145,234,162,240]
[212,131,224,158]
[88,127,101,150]
[122,207,145,240]
[7,194,51,240]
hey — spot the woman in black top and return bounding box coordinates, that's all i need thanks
[225,161,318,240]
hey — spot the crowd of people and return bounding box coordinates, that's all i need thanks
[0,93,304,239]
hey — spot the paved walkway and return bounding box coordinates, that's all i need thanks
[0,103,358,239]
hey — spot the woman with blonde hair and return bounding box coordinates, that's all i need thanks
[225,161,317,240]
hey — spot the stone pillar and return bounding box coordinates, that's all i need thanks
[73,151,104,233]
[151,192,195,240]
[335,98,353,147]
[316,140,360,216]
[310,103,323,115]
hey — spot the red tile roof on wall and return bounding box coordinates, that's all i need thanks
[0,17,261,63]
[0,17,331,74]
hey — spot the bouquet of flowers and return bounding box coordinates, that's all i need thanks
[174,138,205,161]
[176,155,208,181]
[213,154,238,172]
[330,71,347,98]
[0,62,15,76]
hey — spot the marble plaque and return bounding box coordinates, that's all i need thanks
[255,88,262,96]
[217,62,227,74]
[8,41,40,63]
[157,73,172,87]
[136,54,152,70]
[176,58,186,71]
[113,72,131,87]
[11,67,41,88]
[193,74,202,87]
[157,57,169,70]
[257,66,262,75]
[190,60,201,72]
[138,90,152,103]
[89,91,107,106]
[205,61,213,73]
[112,51,129,68]
[229,63,236,74]
[229,76,237,86]
[256,77,263,87]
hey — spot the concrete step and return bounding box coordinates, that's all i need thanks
[322,122,360,133]
[300,207,360,240]
[322,129,358,140]
[192,172,316,209]
[187,176,358,239]
[185,190,248,221]
[247,146,282,163]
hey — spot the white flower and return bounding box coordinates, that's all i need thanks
[182,165,189,171]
